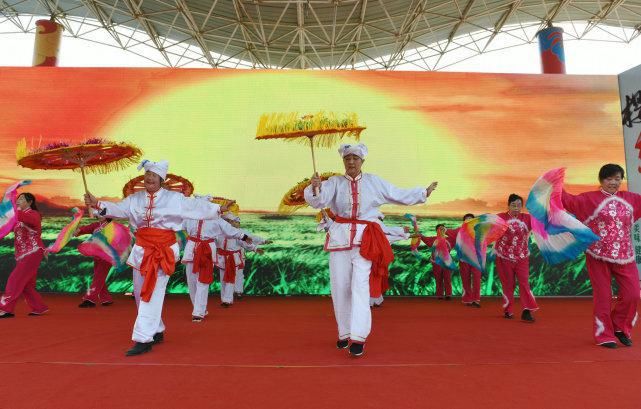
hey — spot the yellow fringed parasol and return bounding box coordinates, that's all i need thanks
[256,111,365,192]
[278,172,341,214]
[123,173,194,198]
[17,137,142,196]
[210,196,239,215]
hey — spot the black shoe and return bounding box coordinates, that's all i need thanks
[126,342,153,356]
[220,302,231,308]
[234,293,243,300]
[437,297,444,300]
[521,309,535,323]
[445,296,451,301]
[152,332,164,344]
[0,312,15,319]
[471,302,481,308]
[336,339,349,349]
[600,341,617,349]
[504,312,514,319]
[615,331,633,347]
[349,342,365,357]
[78,300,96,308]
[101,301,114,306]
[192,316,203,323]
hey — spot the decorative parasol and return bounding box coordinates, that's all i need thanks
[279,172,341,214]
[123,173,194,198]
[17,138,142,196]
[256,111,365,193]
[211,196,239,215]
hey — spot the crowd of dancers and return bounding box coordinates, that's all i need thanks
[1,144,639,357]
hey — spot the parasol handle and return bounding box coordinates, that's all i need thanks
[80,164,93,219]
[309,137,319,197]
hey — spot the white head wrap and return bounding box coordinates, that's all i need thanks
[338,143,368,159]
[137,159,169,180]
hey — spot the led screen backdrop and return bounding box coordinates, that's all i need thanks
[0,68,625,296]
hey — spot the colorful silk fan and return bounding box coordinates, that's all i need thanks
[526,167,599,264]
[47,207,84,253]
[455,214,508,272]
[432,237,458,271]
[404,213,423,259]
[77,221,133,271]
[0,180,31,239]
[175,230,188,251]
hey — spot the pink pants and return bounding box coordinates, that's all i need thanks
[585,254,640,344]
[0,249,48,314]
[460,262,481,303]
[433,264,452,298]
[495,257,538,314]
[82,258,113,304]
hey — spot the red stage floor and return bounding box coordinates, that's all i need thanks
[1,295,640,408]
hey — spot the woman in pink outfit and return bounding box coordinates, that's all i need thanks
[0,193,48,318]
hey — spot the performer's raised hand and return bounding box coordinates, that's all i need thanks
[84,192,98,208]
[310,172,321,189]
[426,181,438,197]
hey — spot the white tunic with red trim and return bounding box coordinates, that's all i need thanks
[214,236,257,269]
[98,188,221,270]
[182,218,244,263]
[303,173,427,251]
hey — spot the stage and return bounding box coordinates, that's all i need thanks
[1,295,639,408]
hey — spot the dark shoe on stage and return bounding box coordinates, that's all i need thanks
[101,301,114,306]
[152,332,164,344]
[504,312,514,319]
[349,342,365,357]
[234,293,243,300]
[471,302,481,308]
[220,302,231,308]
[615,331,633,347]
[437,297,444,300]
[0,312,15,319]
[600,342,617,349]
[445,296,451,301]
[126,342,153,356]
[192,316,203,323]
[78,300,96,308]
[521,310,535,323]
[336,339,349,349]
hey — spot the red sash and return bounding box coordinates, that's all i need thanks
[190,237,215,284]
[217,248,240,284]
[334,216,394,297]
[135,227,177,302]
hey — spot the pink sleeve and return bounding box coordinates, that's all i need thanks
[445,228,459,247]
[420,235,436,247]
[626,192,641,221]
[561,190,582,217]
[77,222,99,236]
[16,210,41,230]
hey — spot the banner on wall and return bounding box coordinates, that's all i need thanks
[618,64,641,280]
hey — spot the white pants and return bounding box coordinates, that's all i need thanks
[234,269,245,294]
[185,263,209,318]
[329,247,372,343]
[369,295,384,307]
[219,269,235,304]
[132,268,167,343]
